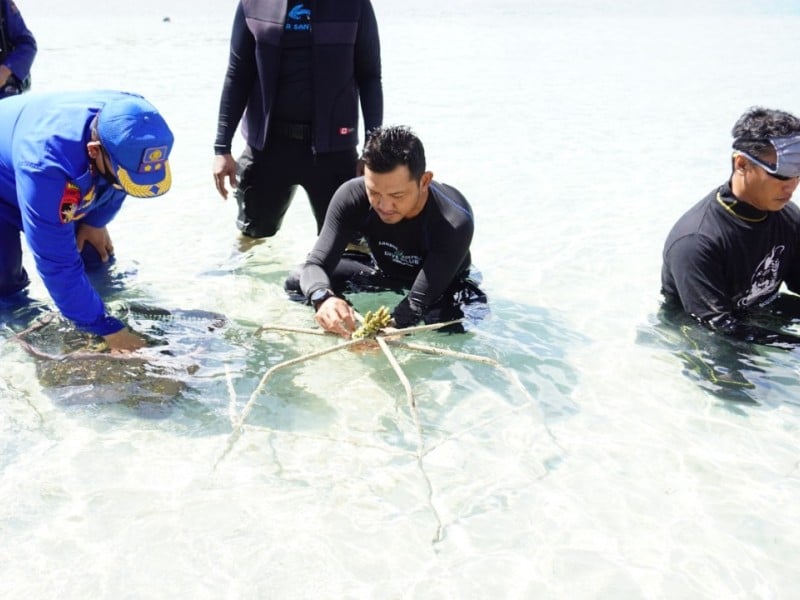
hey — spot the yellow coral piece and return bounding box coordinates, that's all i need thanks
[352,306,392,339]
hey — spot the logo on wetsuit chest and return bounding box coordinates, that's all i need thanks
[378,241,422,268]
[286,3,311,31]
[58,182,96,224]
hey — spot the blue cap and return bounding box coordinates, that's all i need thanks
[96,95,174,198]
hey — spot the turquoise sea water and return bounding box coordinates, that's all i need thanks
[2,1,800,597]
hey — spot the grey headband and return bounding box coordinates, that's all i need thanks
[734,134,800,178]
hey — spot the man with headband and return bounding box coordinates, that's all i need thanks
[661,106,800,346]
[0,91,174,351]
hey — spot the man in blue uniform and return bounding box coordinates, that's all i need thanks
[0,0,36,99]
[0,91,174,351]
[212,0,383,238]
[661,106,800,346]
[286,126,486,337]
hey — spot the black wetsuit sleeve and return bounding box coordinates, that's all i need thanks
[666,234,800,347]
[664,233,732,322]
[711,316,800,348]
[354,0,382,137]
[214,3,257,155]
[393,207,473,328]
[783,237,800,296]
[299,184,361,298]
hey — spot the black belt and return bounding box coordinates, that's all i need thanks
[271,121,312,141]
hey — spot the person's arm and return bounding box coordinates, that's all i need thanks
[299,185,362,336]
[300,185,362,295]
[75,223,114,263]
[213,2,257,198]
[214,3,256,156]
[0,0,36,83]
[310,290,357,338]
[354,0,383,137]
[666,234,800,347]
[393,206,473,328]
[71,185,126,262]
[706,315,800,348]
[16,170,126,337]
[782,222,800,299]
[80,185,126,228]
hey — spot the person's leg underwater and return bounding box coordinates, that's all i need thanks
[234,138,311,240]
[284,253,384,303]
[302,148,358,235]
[0,219,30,300]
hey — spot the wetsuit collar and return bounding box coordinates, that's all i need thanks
[716,181,768,223]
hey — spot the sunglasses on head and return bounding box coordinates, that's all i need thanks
[740,152,795,181]
[733,134,800,181]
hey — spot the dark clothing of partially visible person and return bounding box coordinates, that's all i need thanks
[234,136,357,236]
[0,0,36,99]
[288,177,484,327]
[0,216,29,294]
[661,181,800,346]
[215,0,382,155]
[215,0,383,237]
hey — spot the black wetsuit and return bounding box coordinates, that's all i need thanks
[215,0,382,237]
[661,181,800,346]
[289,177,485,327]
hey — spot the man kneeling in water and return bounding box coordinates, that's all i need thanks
[661,106,800,346]
[285,125,486,338]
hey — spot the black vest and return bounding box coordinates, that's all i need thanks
[241,0,367,152]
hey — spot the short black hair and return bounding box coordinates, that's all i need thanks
[732,106,800,160]
[361,126,426,181]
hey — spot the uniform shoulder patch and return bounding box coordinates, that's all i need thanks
[59,182,84,224]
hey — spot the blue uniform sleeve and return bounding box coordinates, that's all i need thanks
[81,185,126,228]
[1,0,37,81]
[15,167,124,336]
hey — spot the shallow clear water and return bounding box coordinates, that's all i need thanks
[2,0,800,597]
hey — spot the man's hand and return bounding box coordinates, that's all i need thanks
[315,296,357,338]
[103,328,146,353]
[0,65,12,87]
[213,154,238,200]
[76,223,114,262]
